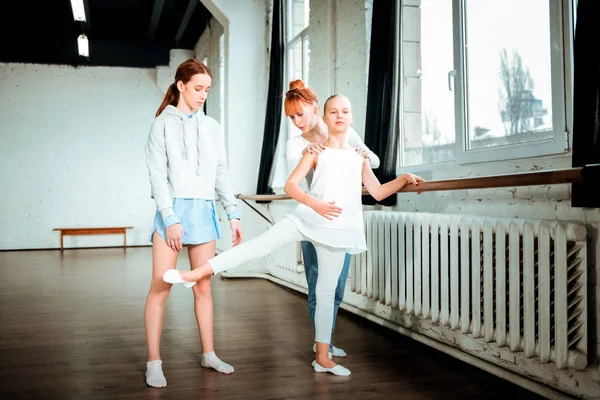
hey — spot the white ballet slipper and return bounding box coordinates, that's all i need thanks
[330,345,347,357]
[162,269,196,288]
[312,361,351,376]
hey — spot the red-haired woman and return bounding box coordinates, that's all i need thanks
[144,58,243,387]
[284,79,379,359]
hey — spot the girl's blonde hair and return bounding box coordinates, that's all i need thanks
[323,94,351,114]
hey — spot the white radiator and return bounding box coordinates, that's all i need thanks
[351,211,588,370]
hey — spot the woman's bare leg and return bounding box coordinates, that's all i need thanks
[144,232,178,387]
[187,241,234,374]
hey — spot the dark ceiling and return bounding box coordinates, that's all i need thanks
[0,0,212,68]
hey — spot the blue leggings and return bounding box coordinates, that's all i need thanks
[301,241,351,348]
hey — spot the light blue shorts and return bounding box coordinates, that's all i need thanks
[150,198,222,245]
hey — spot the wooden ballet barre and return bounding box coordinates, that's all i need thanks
[236,164,599,201]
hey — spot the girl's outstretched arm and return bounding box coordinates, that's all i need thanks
[284,153,342,220]
[361,159,424,201]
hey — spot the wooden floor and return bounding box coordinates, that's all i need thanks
[0,247,545,400]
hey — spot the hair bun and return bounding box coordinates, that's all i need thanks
[288,79,306,91]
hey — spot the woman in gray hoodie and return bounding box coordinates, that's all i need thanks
[144,58,243,388]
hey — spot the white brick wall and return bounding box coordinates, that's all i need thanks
[332,0,369,136]
[0,63,163,250]
[307,0,370,136]
[307,0,334,106]
[195,18,225,125]
[199,0,268,198]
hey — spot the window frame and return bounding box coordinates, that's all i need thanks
[286,1,310,87]
[398,0,573,171]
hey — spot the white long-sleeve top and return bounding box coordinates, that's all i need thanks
[146,105,238,223]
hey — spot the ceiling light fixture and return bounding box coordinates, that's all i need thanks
[78,34,89,57]
[70,0,86,22]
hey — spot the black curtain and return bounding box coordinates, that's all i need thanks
[571,0,600,207]
[256,0,285,197]
[362,0,401,206]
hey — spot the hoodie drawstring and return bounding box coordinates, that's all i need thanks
[196,120,204,176]
[166,106,207,176]
[179,119,189,160]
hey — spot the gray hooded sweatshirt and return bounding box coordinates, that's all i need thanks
[146,105,238,224]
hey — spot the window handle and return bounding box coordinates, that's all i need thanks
[448,69,457,91]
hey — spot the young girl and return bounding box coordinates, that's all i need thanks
[163,94,424,376]
[144,58,243,387]
[284,79,380,358]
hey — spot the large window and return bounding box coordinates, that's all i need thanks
[401,0,571,168]
[271,0,310,189]
[287,0,309,82]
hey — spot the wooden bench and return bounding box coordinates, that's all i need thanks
[52,227,133,251]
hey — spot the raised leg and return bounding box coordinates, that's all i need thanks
[170,218,304,284]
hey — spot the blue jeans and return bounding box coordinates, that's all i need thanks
[301,241,351,348]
